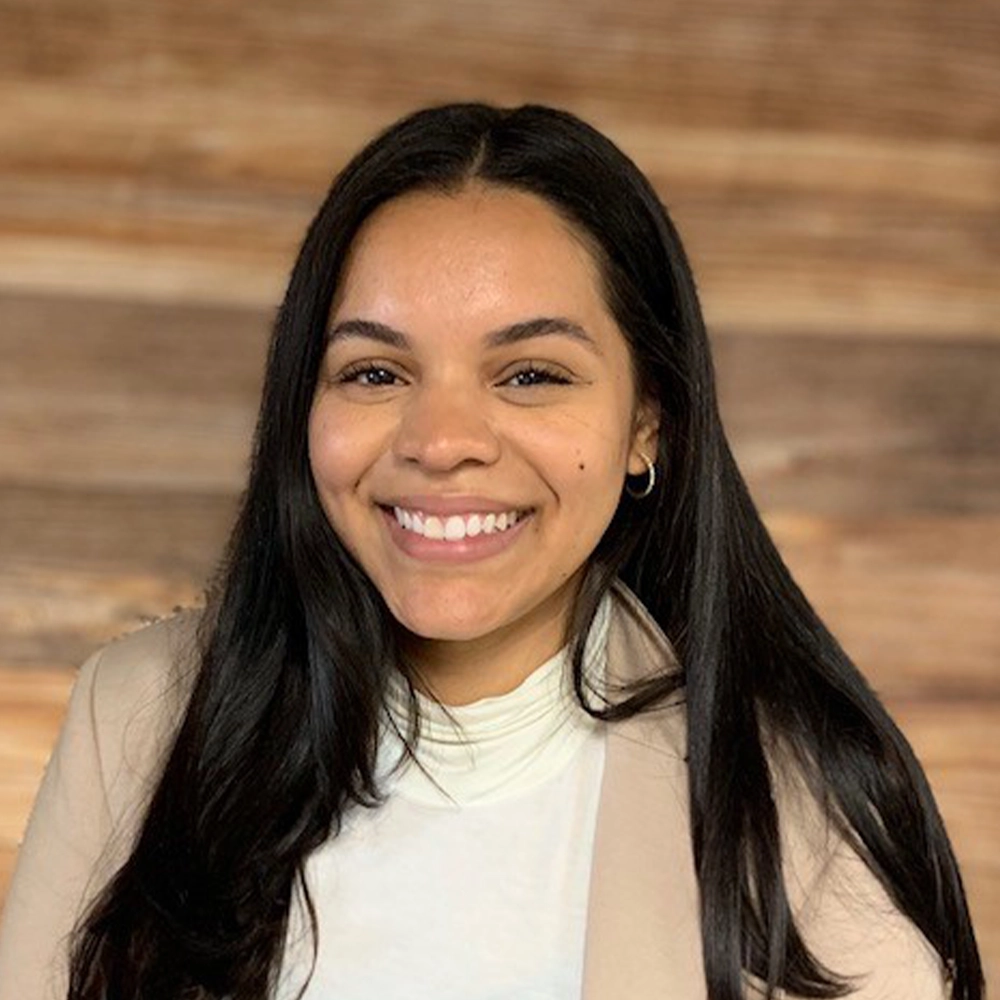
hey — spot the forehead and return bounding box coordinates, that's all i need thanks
[331,185,610,326]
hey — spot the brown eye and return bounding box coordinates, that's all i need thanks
[503,364,572,388]
[337,363,403,387]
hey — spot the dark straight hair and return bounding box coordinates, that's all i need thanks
[68,103,983,1000]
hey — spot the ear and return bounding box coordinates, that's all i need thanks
[627,398,661,477]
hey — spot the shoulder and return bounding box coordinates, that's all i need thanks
[604,577,687,758]
[86,607,201,711]
[0,610,204,999]
[771,759,949,998]
[604,581,948,997]
[75,607,202,826]
[606,577,679,686]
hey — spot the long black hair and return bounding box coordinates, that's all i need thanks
[68,103,983,1000]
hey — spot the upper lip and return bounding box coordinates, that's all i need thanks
[379,495,534,515]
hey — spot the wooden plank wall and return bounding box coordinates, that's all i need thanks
[1,0,997,986]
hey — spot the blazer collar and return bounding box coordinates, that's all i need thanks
[582,579,705,999]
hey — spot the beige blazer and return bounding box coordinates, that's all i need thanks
[0,578,947,999]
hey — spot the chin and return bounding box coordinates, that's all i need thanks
[388,594,508,642]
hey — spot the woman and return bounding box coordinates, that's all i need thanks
[0,103,984,1000]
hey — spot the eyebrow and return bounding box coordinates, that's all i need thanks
[326,316,603,357]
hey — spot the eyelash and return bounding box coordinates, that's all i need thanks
[335,362,572,389]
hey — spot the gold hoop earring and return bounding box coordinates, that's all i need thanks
[625,452,657,499]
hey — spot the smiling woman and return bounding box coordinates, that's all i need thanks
[0,105,984,1000]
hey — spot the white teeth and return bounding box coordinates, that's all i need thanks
[391,506,527,541]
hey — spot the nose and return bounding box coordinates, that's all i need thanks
[392,382,501,472]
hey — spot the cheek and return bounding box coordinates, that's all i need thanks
[580,458,626,523]
[307,408,358,497]
[553,436,626,534]
[543,412,630,490]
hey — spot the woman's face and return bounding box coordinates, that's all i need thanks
[309,184,659,675]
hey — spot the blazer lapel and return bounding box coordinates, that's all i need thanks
[582,580,706,999]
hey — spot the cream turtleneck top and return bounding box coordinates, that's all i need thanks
[278,592,612,999]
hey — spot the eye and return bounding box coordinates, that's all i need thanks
[503,364,572,388]
[335,362,404,388]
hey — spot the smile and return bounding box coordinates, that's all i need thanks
[378,505,535,563]
[390,506,529,541]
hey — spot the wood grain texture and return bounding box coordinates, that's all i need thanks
[719,333,1000,516]
[0,0,997,332]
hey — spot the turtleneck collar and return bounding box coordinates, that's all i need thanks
[377,590,612,807]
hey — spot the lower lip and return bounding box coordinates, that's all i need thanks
[379,506,534,564]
